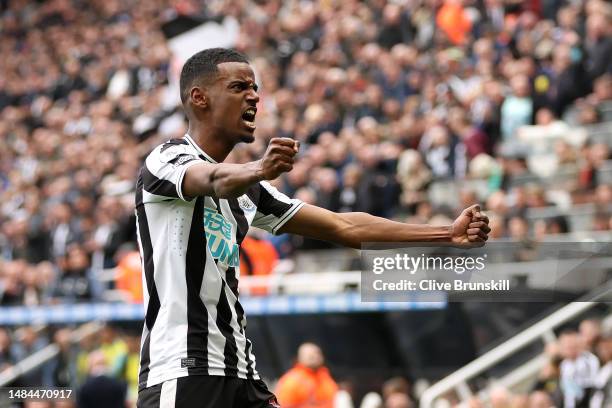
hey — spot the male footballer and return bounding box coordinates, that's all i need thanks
[135,48,490,408]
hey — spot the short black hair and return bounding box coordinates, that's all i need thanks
[179,48,249,104]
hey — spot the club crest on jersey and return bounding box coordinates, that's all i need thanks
[237,195,255,211]
[203,207,239,267]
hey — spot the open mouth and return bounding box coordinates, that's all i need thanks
[241,107,257,129]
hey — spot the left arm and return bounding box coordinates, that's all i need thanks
[278,204,490,249]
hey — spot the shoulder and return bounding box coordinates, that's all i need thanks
[145,138,201,172]
[159,138,192,155]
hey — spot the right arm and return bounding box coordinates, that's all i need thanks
[182,137,299,199]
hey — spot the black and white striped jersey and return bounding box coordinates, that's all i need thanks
[135,134,303,390]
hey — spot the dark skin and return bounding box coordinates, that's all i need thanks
[182,61,490,248]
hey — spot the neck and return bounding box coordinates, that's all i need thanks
[187,121,234,163]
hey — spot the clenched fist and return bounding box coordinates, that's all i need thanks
[256,138,299,180]
[451,204,491,247]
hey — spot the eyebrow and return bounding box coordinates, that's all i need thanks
[228,80,258,91]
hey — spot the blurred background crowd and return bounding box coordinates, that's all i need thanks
[1,0,611,304]
[1,317,610,407]
[2,0,612,300]
[0,0,611,406]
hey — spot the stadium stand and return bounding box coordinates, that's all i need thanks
[0,0,611,407]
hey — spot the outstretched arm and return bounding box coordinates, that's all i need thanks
[278,204,490,249]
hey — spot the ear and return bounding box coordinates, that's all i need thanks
[190,87,208,109]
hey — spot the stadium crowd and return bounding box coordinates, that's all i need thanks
[0,317,609,407]
[1,0,612,302]
[0,0,611,406]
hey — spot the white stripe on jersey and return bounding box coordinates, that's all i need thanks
[159,379,177,408]
[136,135,304,390]
[144,200,192,387]
[200,226,227,375]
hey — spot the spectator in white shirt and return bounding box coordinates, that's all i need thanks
[559,331,600,408]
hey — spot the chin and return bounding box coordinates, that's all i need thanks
[239,132,256,143]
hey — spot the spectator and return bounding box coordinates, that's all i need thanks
[559,330,600,408]
[275,342,338,408]
[396,150,432,213]
[580,319,603,355]
[508,215,530,242]
[590,336,612,408]
[436,0,472,45]
[382,377,414,408]
[0,327,15,372]
[378,3,412,49]
[528,391,554,408]
[0,260,25,305]
[448,108,491,161]
[76,350,127,408]
[52,244,101,302]
[489,387,511,408]
[48,202,81,261]
[98,325,128,379]
[338,164,363,213]
[114,246,143,303]
[382,377,412,402]
[501,75,533,140]
[532,358,563,407]
[0,0,611,405]
[1,0,610,294]
[120,335,141,406]
[584,14,612,81]
[240,231,280,295]
[46,329,76,388]
[384,392,412,408]
[12,327,48,386]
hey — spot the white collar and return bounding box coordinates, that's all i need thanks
[183,134,217,163]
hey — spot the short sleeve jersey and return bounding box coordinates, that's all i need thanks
[135,134,303,389]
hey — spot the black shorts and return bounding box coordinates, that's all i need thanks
[137,375,280,408]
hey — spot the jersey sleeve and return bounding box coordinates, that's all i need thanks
[142,140,206,202]
[251,181,304,235]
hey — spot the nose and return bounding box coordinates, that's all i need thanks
[247,87,259,104]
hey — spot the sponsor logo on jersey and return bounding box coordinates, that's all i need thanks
[203,207,239,267]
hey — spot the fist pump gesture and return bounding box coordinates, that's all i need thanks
[451,204,491,247]
[256,137,299,180]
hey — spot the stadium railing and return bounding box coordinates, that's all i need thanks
[0,322,102,387]
[418,282,612,408]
